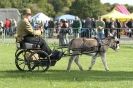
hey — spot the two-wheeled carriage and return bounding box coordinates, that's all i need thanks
[15,42,63,72]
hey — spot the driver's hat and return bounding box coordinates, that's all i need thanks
[22,8,31,15]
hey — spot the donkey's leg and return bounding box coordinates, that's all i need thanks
[101,53,109,71]
[67,55,76,72]
[74,55,83,71]
[88,54,97,71]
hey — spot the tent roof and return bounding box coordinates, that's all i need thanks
[55,14,78,20]
[101,9,130,20]
[0,8,21,22]
[115,4,130,15]
[31,12,51,23]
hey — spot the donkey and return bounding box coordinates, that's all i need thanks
[67,34,119,72]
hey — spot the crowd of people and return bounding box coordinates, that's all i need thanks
[39,17,133,46]
[1,12,133,46]
[0,18,17,36]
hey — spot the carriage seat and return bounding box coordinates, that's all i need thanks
[16,42,41,49]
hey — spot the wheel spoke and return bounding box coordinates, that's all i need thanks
[15,50,31,71]
[18,58,24,61]
[16,50,50,71]
[37,66,39,70]
[22,52,25,56]
[18,62,25,65]
[41,66,45,70]
[33,55,38,60]
[30,62,35,68]
[22,64,26,70]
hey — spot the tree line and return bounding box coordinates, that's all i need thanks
[0,0,133,19]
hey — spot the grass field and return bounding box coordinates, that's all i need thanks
[0,44,133,88]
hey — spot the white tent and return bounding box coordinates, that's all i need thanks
[55,14,79,20]
[0,8,21,22]
[31,12,51,24]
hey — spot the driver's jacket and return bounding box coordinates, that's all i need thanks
[15,18,41,42]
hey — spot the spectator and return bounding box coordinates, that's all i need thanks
[47,20,54,38]
[11,19,17,35]
[84,17,93,38]
[72,16,82,38]
[108,18,117,34]
[96,17,105,40]
[115,19,121,39]
[0,21,4,35]
[126,19,133,38]
[4,18,11,36]
[91,18,96,37]
[44,21,49,38]
[103,18,110,38]
[80,19,85,37]
[59,19,69,46]
[55,20,60,33]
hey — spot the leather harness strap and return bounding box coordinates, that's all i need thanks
[94,37,102,52]
[80,38,101,53]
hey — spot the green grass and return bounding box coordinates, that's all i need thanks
[0,44,133,88]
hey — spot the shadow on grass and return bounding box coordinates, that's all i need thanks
[0,70,133,81]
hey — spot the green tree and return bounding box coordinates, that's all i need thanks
[49,0,73,16]
[103,3,114,12]
[36,0,55,16]
[10,0,21,8]
[0,0,12,8]
[69,0,106,19]
[125,4,133,13]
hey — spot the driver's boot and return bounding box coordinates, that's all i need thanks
[50,50,64,60]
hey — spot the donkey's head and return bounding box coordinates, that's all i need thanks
[108,33,120,51]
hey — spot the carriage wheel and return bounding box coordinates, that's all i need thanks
[27,51,50,72]
[15,50,36,71]
[15,49,19,57]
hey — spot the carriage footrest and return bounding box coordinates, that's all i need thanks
[50,60,57,66]
[34,59,57,66]
[34,59,49,66]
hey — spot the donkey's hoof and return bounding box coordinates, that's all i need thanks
[105,69,109,72]
[88,67,92,71]
[80,69,83,71]
[88,69,92,71]
[66,69,71,72]
[79,68,83,71]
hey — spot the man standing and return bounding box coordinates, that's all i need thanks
[96,17,105,40]
[84,17,92,38]
[4,18,11,36]
[0,21,4,34]
[59,19,69,46]
[47,20,54,38]
[115,19,121,39]
[91,18,96,37]
[103,18,110,38]
[126,19,133,38]
[72,17,82,38]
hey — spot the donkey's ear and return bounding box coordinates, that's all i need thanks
[113,32,117,38]
[108,33,113,37]
[109,32,117,38]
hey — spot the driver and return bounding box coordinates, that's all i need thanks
[15,8,63,60]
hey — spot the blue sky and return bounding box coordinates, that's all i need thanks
[101,0,133,6]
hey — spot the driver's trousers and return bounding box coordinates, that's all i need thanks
[23,36,52,55]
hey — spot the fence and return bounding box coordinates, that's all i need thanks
[0,27,133,44]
